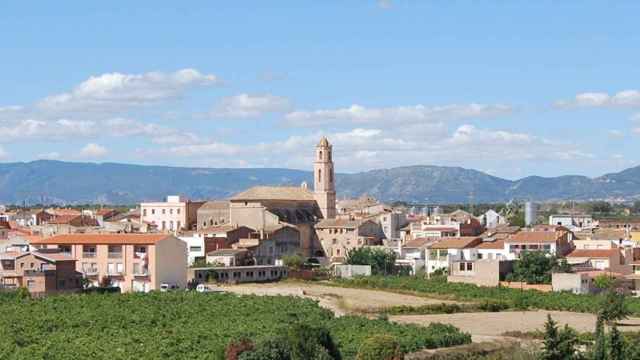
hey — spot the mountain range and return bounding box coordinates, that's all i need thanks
[0,160,639,205]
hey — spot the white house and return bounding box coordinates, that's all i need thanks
[479,210,506,229]
[425,237,483,274]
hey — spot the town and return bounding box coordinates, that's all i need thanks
[2,138,640,358]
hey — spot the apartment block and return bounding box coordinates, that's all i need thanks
[30,234,187,292]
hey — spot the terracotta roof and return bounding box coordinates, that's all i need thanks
[591,229,627,240]
[230,186,315,201]
[430,237,482,249]
[48,215,80,224]
[419,227,458,232]
[533,224,571,232]
[48,208,82,216]
[33,252,77,263]
[506,231,559,243]
[207,249,248,256]
[403,237,439,248]
[198,224,238,233]
[566,249,618,258]
[476,239,505,250]
[30,234,172,245]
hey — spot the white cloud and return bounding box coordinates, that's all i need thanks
[79,143,108,158]
[284,103,512,127]
[556,90,640,108]
[38,69,220,113]
[210,93,292,118]
[0,105,23,112]
[608,129,625,138]
[378,0,393,9]
[37,152,61,160]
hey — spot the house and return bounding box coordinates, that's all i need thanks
[425,237,483,274]
[206,248,251,267]
[190,265,287,284]
[479,210,506,229]
[235,224,302,265]
[315,218,384,263]
[549,214,595,230]
[0,250,82,295]
[565,249,629,273]
[599,217,640,231]
[401,210,484,241]
[505,229,573,258]
[140,195,204,232]
[29,234,187,292]
[448,259,514,287]
[179,225,254,265]
[396,237,438,274]
[196,201,230,230]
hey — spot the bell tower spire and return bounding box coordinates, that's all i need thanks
[314,137,336,219]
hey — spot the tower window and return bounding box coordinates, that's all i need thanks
[318,169,322,183]
[319,151,323,160]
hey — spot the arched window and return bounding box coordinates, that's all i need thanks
[319,150,323,160]
[318,169,322,183]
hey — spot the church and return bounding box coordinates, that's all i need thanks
[222,137,337,261]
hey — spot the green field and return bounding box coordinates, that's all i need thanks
[0,291,470,359]
[331,276,640,315]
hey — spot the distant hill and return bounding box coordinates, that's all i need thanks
[0,160,639,205]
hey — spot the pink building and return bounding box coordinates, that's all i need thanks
[30,234,187,292]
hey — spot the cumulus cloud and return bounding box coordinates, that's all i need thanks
[210,93,292,118]
[284,103,512,127]
[79,143,108,158]
[555,90,640,108]
[37,69,220,113]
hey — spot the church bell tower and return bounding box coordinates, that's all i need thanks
[314,137,336,219]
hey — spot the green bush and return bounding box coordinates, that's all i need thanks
[356,335,403,360]
[239,337,290,360]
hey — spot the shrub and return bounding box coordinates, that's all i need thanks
[287,323,341,360]
[356,334,404,360]
[239,337,291,360]
[226,338,255,360]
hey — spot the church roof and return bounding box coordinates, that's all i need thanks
[230,186,315,201]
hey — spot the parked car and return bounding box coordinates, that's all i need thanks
[196,284,224,293]
[160,283,179,292]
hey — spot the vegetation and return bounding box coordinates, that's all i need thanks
[506,252,568,284]
[355,334,403,360]
[0,291,470,360]
[331,276,640,315]
[345,247,397,275]
[592,273,615,291]
[540,315,580,360]
[599,290,631,324]
[282,254,305,270]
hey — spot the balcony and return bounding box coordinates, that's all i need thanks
[107,270,124,277]
[82,252,97,258]
[83,268,99,276]
[108,252,122,259]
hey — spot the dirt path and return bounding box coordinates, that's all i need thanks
[223,282,460,315]
[392,310,640,336]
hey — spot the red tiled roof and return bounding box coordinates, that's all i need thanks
[404,237,439,248]
[429,237,482,249]
[30,234,172,245]
[566,249,618,258]
[420,227,458,232]
[476,239,505,250]
[506,231,559,243]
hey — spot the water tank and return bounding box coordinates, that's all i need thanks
[525,201,537,226]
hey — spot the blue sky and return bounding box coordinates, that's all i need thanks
[1,1,640,179]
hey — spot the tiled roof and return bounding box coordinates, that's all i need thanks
[403,237,439,248]
[591,229,627,240]
[566,249,618,258]
[198,224,239,233]
[207,249,248,256]
[30,234,172,245]
[506,231,559,243]
[420,227,458,232]
[199,201,230,210]
[230,186,315,201]
[476,239,505,250]
[33,252,77,263]
[429,237,482,249]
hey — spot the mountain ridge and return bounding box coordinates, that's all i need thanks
[0,160,639,204]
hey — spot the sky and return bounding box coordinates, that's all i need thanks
[1,1,640,180]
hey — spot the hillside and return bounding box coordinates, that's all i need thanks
[0,160,639,204]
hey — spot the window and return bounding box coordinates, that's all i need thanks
[162,209,166,215]
[336,249,340,256]
[108,245,122,258]
[332,238,337,245]
[27,280,35,288]
[169,209,173,215]
[117,263,124,273]
[319,150,323,160]
[459,262,465,271]
[108,263,115,274]
[143,209,147,216]
[58,279,66,288]
[169,221,174,230]
[466,262,473,271]
[162,221,166,230]
[177,209,180,215]
[151,209,155,215]
[189,246,202,252]
[318,169,322,182]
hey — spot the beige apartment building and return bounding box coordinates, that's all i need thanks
[30,234,187,292]
[315,218,383,262]
[140,195,204,232]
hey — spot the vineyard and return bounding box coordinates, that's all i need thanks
[332,276,640,315]
[0,291,470,360]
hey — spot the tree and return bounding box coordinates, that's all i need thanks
[99,276,112,288]
[592,274,615,291]
[346,247,397,275]
[356,334,404,360]
[592,315,606,360]
[541,314,579,360]
[608,326,625,360]
[508,212,526,227]
[599,290,631,324]
[282,254,305,270]
[509,251,557,284]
